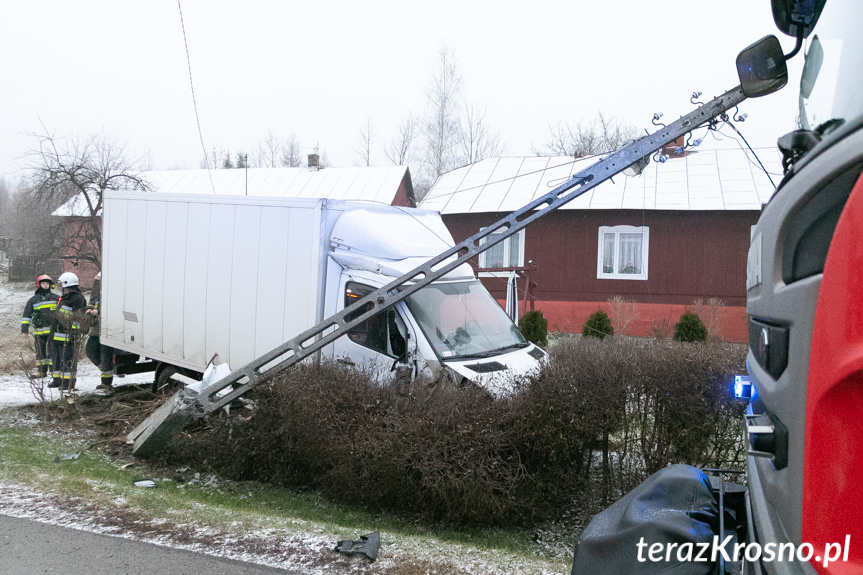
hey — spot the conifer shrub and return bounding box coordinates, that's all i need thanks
[518,310,548,348]
[582,309,614,339]
[673,311,708,342]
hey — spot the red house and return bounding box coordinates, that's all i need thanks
[419,147,781,342]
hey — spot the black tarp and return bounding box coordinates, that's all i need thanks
[571,465,720,574]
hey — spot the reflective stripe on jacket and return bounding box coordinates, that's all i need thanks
[51,287,87,342]
[22,289,60,335]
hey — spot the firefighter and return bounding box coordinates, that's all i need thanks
[84,271,115,391]
[48,272,88,391]
[21,274,60,378]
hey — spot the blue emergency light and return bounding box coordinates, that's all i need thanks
[733,375,757,400]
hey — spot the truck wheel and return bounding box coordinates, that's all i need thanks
[152,365,182,398]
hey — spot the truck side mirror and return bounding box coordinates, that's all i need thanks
[771,0,825,39]
[736,35,788,98]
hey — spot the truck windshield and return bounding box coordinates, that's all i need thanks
[403,280,528,360]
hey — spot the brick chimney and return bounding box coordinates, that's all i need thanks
[307,153,320,169]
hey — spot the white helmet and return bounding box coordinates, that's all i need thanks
[58,272,79,288]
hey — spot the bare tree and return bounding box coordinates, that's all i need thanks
[318,149,331,169]
[280,134,303,167]
[411,44,507,199]
[4,184,64,265]
[421,44,463,183]
[692,297,725,341]
[254,130,282,168]
[25,129,152,270]
[201,146,233,169]
[534,111,639,157]
[354,117,375,167]
[385,114,418,166]
[456,102,505,165]
[253,131,304,168]
[0,177,11,237]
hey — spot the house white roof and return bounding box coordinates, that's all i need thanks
[53,166,410,216]
[419,148,783,214]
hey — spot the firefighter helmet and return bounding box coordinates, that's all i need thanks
[36,274,54,288]
[58,272,79,288]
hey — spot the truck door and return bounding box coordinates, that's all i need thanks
[331,280,414,379]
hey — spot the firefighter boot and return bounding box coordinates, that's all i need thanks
[97,372,114,391]
[64,376,77,391]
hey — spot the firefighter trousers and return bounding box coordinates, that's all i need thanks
[85,335,114,387]
[51,339,80,390]
[33,334,52,377]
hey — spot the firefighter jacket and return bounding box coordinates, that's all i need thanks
[51,286,89,344]
[86,281,101,336]
[21,288,60,336]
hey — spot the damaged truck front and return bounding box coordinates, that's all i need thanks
[100,192,544,398]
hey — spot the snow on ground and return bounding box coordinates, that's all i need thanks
[0,363,155,407]
[0,478,569,574]
[0,278,153,407]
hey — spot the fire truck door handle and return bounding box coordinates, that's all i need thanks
[746,413,788,469]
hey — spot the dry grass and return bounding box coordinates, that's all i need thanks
[607,295,639,336]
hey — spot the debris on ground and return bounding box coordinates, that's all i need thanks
[54,452,81,462]
[334,530,380,560]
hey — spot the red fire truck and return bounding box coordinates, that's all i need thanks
[743,0,862,573]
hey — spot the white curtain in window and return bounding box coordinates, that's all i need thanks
[484,239,505,268]
[508,233,520,267]
[603,233,615,273]
[617,233,643,274]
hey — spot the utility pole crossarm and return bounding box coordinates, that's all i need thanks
[129,85,746,454]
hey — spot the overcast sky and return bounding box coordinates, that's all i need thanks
[1,1,803,183]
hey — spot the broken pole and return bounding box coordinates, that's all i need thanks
[127,390,196,457]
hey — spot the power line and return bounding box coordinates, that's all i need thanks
[177,0,216,194]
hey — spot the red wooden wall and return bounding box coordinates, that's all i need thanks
[444,209,759,341]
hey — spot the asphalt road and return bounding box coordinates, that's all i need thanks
[0,514,299,575]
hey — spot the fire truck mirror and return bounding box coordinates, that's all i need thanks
[736,35,789,98]
[771,0,825,39]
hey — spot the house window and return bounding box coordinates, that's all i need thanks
[478,227,525,270]
[597,226,649,280]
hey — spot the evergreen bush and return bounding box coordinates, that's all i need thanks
[673,311,708,342]
[582,309,614,340]
[518,310,548,348]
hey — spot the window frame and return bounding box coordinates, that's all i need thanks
[596,225,649,280]
[477,226,525,277]
[343,281,407,358]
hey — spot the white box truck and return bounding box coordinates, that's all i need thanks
[101,191,544,395]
